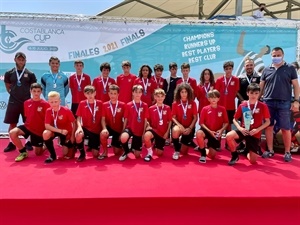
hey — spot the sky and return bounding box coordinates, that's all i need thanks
[0,0,123,16]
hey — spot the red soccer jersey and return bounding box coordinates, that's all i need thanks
[45,106,75,137]
[176,77,197,95]
[76,100,103,134]
[92,76,116,102]
[215,75,239,110]
[69,73,91,104]
[196,83,214,115]
[116,73,137,103]
[24,99,50,136]
[124,101,149,136]
[235,101,270,138]
[102,100,125,133]
[148,104,172,137]
[151,75,165,90]
[172,100,197,128]
[200,105,229,131]
[133,77,155,107]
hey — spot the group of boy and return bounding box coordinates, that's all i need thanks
[3,47,298,165]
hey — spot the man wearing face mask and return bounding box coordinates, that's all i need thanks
[259,47,299,162]
[253,3,266,19]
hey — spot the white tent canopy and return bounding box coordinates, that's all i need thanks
[97,0,300,20]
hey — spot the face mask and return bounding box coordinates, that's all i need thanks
[272,57,283,65]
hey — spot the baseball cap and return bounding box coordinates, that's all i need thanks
[15,52,26,59]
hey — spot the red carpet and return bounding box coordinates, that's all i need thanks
[0,139,299,225]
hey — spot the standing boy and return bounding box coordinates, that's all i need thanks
[10,83,50,162]
[100,84,125,159]
[215,61,240,132]
[176,62,197,94]
[226,83,270,165]
[75,85,102,161]
[69,60,91,116]
[41,56,69,106]
[92,62,116,102]
[151,64,165,90]
[144,88,172,162]
[196,90,228,163]
[119,85,149,161]
[43,91,75,163]
[116,60,137,103]
[3,52,37,152]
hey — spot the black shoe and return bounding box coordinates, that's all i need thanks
[25,141,33,151]
[77,153,86,162]
[236,142,245,150]
[45,157,56,163]
[4,142,16,152]
[144,154,152,162]
[228,155,239,166]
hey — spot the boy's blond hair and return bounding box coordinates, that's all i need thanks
[48,91,60,98]
[132,84,143,92]
[84,85,96,93]
[154,88,166,96]
[207,89,220,98]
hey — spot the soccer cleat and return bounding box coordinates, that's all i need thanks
[172,152,180,160]
[283,152,292,162]
[228,156,239,166]
[15,152,28,162]
[4,142,16,152]
[44,157,56,163]
[77,153,86,162]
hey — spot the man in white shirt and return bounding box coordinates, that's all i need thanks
[253,3,266,19]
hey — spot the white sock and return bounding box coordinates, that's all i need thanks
[147,147,153,156]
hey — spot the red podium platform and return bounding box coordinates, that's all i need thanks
[0,139,299,225]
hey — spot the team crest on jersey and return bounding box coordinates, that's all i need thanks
[163,110,167,115]
[139,108,144,112]
[37,107,43,112]
[160,82,163,86]
[148,83,151,86]
[188,104,192,109]
[82,77,85,80]
[218,112,222,117]
[117,108,122,112]
[128,79,131,82]
[58,76,61,79]
[24,73,28,78]
[58,115,63,120]
[252,78,257,82]
[95,106,99,111]
[108,82,111,85]
[230,81,235,85]
[254,108,260,114]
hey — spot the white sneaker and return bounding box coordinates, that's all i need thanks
[119,153,127,161]
[291,145,299,153]
[172,152,180,160]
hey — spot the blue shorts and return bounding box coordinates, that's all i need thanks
[264,100,291,130]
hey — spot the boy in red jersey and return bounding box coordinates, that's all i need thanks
[116,60,137,103]
[10,83,50,162]
[144,88,172,162]
[196,90,228,163]
[100,84,125,159]
[215,61,240,132]
[226,83,270,165]
[43,91,76,163]
[92,62,116,102]
[151,64,165,90]
[119,85,149,161]
[171,83,198,160]
[134,64,156,107]
[69,60,91,116]
[75,85,102,161]
[176,63,197,95]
